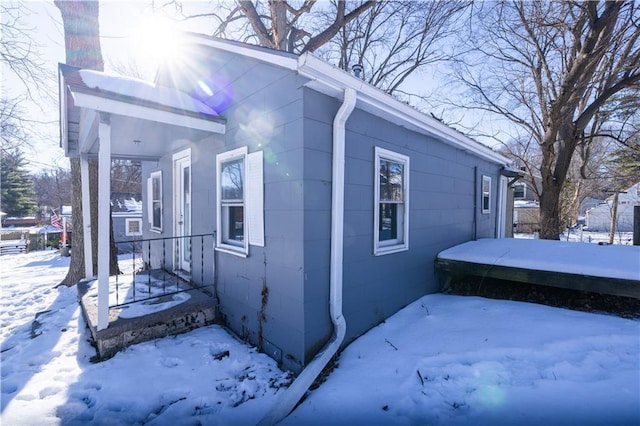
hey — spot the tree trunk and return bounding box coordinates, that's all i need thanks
[539,185,562,240]
[56,0,119,285]
[59,158,84,285]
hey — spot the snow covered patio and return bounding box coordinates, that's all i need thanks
[436,238,640,300]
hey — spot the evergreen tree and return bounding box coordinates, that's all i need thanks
[1,149,37,216]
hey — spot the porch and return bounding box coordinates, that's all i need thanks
[78,233,218,360]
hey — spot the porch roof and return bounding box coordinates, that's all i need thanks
[59,64,226,160]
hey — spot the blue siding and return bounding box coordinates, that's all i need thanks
[302,89,502,348]
[144,45,504,373]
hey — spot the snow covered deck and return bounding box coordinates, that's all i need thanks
[436,238,640,299]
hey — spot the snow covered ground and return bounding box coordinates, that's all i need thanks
[1,249,639,425]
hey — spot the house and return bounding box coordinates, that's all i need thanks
[586,182,640,232]
[58,33,513,373]
[110,195,143,253]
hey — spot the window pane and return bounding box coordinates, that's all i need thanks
[483,196,490,211]
[379,159,404,202]
[152,177,161,200]
[223,205,244,245]
[379,203,398,241]
[514,185,524,198]
[153,201,161,229]
[221,159,244,200]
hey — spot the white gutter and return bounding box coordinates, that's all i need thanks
[258,87,357,426]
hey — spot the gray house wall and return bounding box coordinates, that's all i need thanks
[140,44,505,374]
[301,89,503,348]
[151,47,313,373]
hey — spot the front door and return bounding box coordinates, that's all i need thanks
[174,149,191,273]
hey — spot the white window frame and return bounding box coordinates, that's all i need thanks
[216,147,248,256]
[148,171,163,232]
[482,175,492,214]
[513,182,526,199]
[373,147,410,256]
[125,218,143,236]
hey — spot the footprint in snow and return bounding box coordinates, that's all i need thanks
[39,386,63,399]
[158,357,183,368]
[83,382,102,391]
[1,381,18,394]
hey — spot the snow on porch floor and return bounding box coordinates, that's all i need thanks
[78,269,217,360]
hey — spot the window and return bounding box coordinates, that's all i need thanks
[374,147,409,255]
[482,175,491,214]
[125,218,143,236]
[147,171,162,232]
[513,183,525,199]
[217,147,248,254]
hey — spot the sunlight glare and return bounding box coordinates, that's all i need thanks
[131,14,183,74]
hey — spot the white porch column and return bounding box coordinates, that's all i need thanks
[97,113,111,331]
[80,154,93,279]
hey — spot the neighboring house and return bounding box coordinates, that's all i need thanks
[513,199,540,233]
[58,34,513,373]
[510,175,540,233]
[111,195,143,253]
[586,182,640,232]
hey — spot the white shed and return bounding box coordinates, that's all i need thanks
[586,182,640,232]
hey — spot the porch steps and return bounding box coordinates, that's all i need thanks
[78,280,217,360]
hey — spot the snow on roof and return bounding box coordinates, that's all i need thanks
[514,200,539,208]
[438,238,640,281]
[78,69,218,116]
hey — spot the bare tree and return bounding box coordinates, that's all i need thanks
[316,0,469,96]
[33,167,72,213]
[55,0,119,284]
[0,97,28,150]
[452,1,640,239]
[1,1,50,98]
[160,0,375,53]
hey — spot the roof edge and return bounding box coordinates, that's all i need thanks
[297,54,510,166]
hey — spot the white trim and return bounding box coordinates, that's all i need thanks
[173,148,192,272]
[125,218,143,236]
[80,154,93,279]
[78,109,98,154]
[70,91,226,134]
[191,35,298,71]
[513,182,526,199]
[150,170,163,232]
[497,176,508,238]
[482,175,492,215]
[146,177,153,225]
[216,146,249,256]
[59,70,68,154]
[246,151,265,247]
[97,117,111,331]
[374,147,410,256]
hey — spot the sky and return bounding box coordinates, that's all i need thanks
[3,0,212,172]
[4,0,511,174]
[1,242,638,424]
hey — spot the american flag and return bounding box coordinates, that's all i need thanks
[50,209,62,229]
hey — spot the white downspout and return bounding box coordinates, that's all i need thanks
[258,87,357,426]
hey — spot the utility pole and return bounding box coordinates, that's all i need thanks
[608,192,619,245]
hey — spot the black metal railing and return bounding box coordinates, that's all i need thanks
[111,232,215,308]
